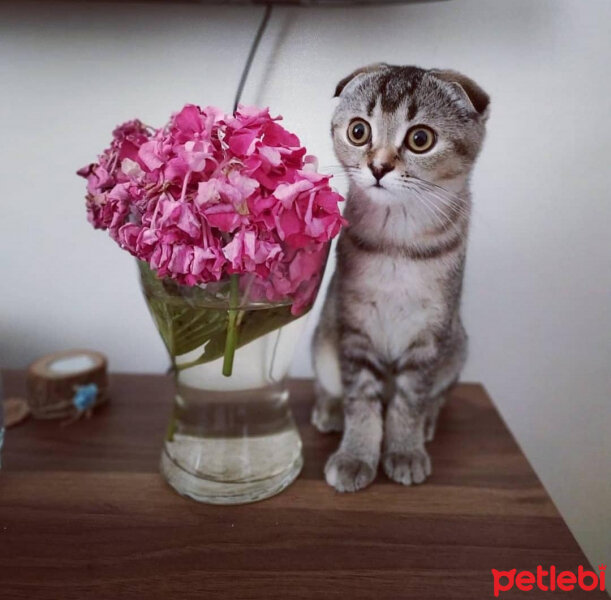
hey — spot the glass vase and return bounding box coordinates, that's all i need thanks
[139,262,320,504]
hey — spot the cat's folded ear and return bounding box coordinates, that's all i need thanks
[334,63,388,98]
[430,69,490,119]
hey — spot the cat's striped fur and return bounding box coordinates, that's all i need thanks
[312,64,489,492]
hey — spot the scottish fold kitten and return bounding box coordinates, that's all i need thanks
[312,64,490,492]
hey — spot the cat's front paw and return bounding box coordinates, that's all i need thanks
[382,449,432,485]
[324,451,376,492]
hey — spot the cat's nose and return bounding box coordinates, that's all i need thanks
[369,163,393,182]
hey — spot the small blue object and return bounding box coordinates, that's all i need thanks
[72,383,99,412]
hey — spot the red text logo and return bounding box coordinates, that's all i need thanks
[492,565,606,596]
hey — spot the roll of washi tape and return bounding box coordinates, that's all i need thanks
[26,350,108,419]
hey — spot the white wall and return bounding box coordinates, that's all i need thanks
[1,0,609,573]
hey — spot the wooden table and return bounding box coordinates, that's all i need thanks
[0,372,603,599]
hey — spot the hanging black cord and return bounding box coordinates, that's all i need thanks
[233,4,273,114]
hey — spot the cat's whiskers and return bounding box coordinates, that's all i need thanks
[398,179,471,222]
[411,179,471,220]
[387,181,449,229]
[394,179,452,219]
[412,188,452,229]
[330,165,470,229]
[419,189,464,221]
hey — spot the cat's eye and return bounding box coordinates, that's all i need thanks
[347,119,371,146]
[405,126,436,153]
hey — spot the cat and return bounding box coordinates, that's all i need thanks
[311,64,490,492]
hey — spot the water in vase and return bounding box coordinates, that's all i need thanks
[161,312,307,504]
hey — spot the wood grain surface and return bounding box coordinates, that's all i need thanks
[0,371,604,599]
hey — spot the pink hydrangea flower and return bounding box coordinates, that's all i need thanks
[78,104,346,314]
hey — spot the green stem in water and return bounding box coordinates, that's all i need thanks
[222,274,240,377]
[165,404,178,442]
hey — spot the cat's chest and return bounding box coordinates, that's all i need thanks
[347,254,448,357]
